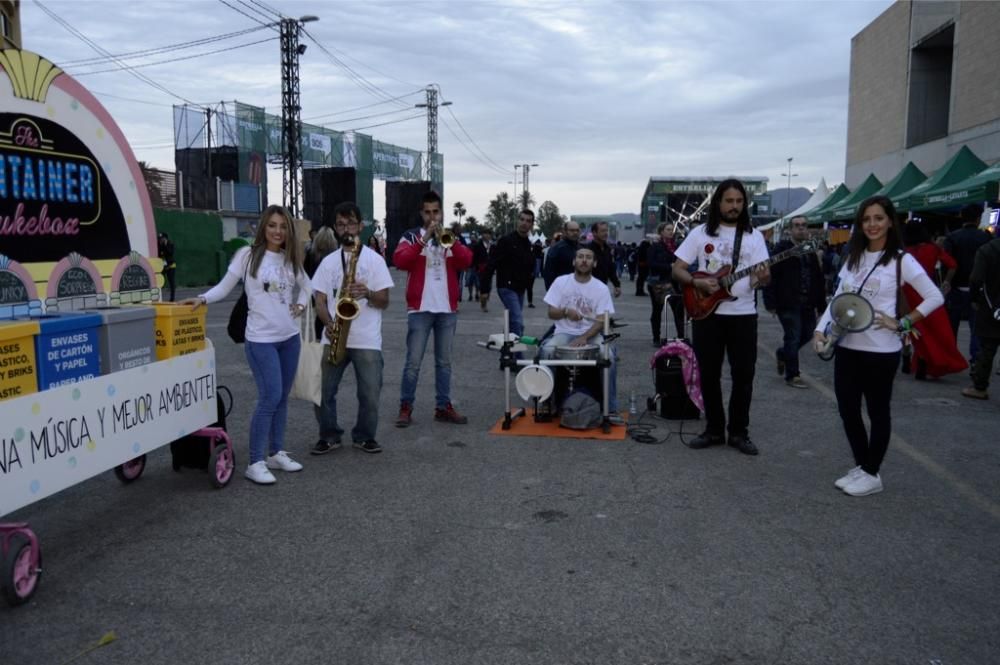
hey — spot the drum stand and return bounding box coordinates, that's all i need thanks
[478,311,617,433]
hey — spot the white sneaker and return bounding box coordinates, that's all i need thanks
[843,471,883,497]
[245,461,276,485]
[834,466,864,490]
[266,451,303,472]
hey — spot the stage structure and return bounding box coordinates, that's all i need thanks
[172,101,442,225]
[639,176,769,235]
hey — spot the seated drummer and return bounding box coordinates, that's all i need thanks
[541,246,621,422]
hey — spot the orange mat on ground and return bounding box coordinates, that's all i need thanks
[488,409,628,440]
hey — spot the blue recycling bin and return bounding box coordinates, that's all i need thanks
[27,312,103,389]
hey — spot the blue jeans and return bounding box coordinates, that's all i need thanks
[314,348,383,443]
[244,335,301,464]
[947,289,979,361]
[541,332,618,412]
[776,306,816,380]
[401,312,457,409]
[497,288,525,336]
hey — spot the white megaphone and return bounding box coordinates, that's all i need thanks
[818,292,875,361]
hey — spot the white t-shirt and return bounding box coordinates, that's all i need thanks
[312,246,394,350]
[675,224,770,315]
[543,274,615,337]
[416,242,452,313]
[816,251,944,353]
[202,246,311,343]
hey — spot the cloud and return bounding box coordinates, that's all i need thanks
[18,0,891,221]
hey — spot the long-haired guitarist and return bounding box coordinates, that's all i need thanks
[672,179,771,455]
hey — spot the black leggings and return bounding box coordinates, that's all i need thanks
[833,347,900,475]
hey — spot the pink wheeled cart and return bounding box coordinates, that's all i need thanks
[0,524,42,606]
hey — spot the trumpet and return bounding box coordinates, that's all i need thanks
[437,227,455,249]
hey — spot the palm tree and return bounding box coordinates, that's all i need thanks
[453,201,467,226]
[485,192,518,235]
[463,215,482,235]
[518,190,536,210]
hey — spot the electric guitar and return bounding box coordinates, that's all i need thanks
[682,241,819,320]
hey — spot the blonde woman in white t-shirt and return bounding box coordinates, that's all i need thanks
[814,196,944,497]
[182,205,312,485]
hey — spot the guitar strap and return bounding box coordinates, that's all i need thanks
[731,227,743,271]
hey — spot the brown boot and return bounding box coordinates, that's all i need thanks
[434,403,468,424]
[395,402,413,427]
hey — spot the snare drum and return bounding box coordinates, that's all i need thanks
[554,344,599,360]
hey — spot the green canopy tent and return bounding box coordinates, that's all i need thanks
[918,160,1000,211]
[803,183,851,226]
[892,145,988,212]
[819,173,882,224]
[829,162,927,223]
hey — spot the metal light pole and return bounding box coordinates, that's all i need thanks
[279,14,318,217]
[514,163,539,206]
[415,85,451,183]
[781,156,798,215]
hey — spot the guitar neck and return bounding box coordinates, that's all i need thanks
[721,245,805,286]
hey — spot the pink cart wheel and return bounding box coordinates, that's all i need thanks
[2,534,41,606]
[113,454,147,484]
[208,441,235,488]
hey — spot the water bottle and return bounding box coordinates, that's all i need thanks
[628,391,638,416]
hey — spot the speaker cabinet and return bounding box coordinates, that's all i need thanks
[654,353,700,420]
[303,167,358,228]
[385,181,432,260]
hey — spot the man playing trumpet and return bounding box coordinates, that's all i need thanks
[393,190,474,427]
[311,202,394,455]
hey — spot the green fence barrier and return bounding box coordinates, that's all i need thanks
[154,208,224,287]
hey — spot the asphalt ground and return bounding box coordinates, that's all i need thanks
[2,273,998,665]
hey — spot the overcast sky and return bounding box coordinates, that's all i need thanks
[20,0,892,222]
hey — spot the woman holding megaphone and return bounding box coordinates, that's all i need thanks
[813,196,944,497]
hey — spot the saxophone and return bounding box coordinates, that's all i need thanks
[327,235,362,365]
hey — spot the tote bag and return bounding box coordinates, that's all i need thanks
[290,299,324,406]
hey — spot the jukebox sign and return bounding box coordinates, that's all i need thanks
[0,49,159,311]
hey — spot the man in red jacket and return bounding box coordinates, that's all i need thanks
[393,190,474,427]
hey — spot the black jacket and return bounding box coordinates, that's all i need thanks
[970,237,1000,338]
[585,240,621,288]
[472,240,493,272]
[647,239,678,281]
[485,231,535,292]
[763,240,826,312]
[944,226,992,288]
[543,239,578,289]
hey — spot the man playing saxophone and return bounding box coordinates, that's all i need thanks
[311,202,394,455]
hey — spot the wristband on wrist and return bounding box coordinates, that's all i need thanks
[897,316,912,333]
